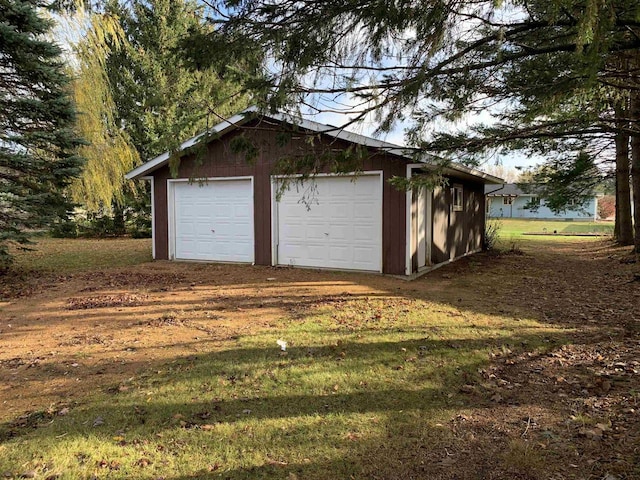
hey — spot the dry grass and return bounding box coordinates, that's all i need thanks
[0,235,638,479]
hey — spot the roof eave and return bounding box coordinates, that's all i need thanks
[442,165,504,184]
[125,108,503,185]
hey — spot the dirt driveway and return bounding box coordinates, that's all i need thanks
[1,239,639,477]
[2,257,445,420]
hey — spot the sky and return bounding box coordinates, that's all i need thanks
[54,2,546,177]
[302,95,545,174]
[283,1,545,175]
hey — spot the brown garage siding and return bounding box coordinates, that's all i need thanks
[431,185,448,265]
[431,178,485,265]
[150,125,408,275]
[468,182,486,253]
[381,162,407,274]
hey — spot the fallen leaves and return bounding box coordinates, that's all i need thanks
[1,238,639,480]
[144,313,184,327]
[66,293,148,310]
[77,271,186,289]
[578,427,604,441]
[134,457,152,467]
[97,459,120,470]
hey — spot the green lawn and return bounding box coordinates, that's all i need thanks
[10,237,152,273]
[0,300,562,479]
[0,237,570,479]
[491,218,613,246]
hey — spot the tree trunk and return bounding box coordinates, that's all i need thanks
[632,150,640,253]
[614,101,633,244]
[630,91,640,254]
[112,202,126,236]
[614,184,619,238]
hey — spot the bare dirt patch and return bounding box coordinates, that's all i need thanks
[0,262,386,421]
[0,240,638,479]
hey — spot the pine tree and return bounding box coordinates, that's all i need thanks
[198,0,640,251]
[105,0,248,160]
[0,0,84,270]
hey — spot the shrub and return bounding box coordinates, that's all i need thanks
[50,218,79,238]
[597,195,615,220]
[484,219,502,251]
[49,208,152,239]
[124,197,152,238]
[0,245,12,274]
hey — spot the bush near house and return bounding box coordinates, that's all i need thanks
[597,195,615,220]
[50,207,151,239]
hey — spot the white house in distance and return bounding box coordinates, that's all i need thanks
[485,184,599,220]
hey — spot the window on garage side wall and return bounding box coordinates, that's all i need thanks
[452,184,463,211]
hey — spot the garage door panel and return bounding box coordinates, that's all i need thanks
[328,204,350,219]
[306,207,325,219]
[173,180,254,262]
[180,223,195,235]
[178,206,195,218]
[232,205,251,218]
[278,243,303,261]
[353,203,375,217]
[281,227,306,239]
[353,246,375,260]
[328,224,350,240]
[180,239,196,254]
[328,245,350,261]
[194,223,213,236]
[353,225,377,241]
[306,223,330,240]
[276,175,381,272]
[307,244,329,261]
[195,240,214,257]
[278,243,326,266]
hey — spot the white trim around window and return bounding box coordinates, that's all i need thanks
[452,184,463,212]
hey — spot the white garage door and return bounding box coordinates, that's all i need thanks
[172,178,254,262]
[275,174,382,271]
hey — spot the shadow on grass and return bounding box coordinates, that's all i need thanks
[0,329,565,413]
[0,329,566,441]
[1,239,637,478]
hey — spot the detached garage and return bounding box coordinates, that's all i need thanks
[126,109,502,276]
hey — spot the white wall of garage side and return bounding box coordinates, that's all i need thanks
[271,172,383,273]
[167,177,254,263]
